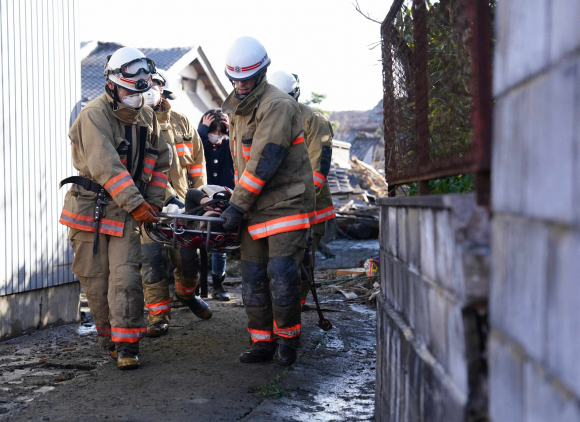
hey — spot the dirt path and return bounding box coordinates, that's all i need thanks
[0,288,376,422]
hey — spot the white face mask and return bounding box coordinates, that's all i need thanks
[144,87,161,107]
[120,93,143,108]
[208,133,224,144]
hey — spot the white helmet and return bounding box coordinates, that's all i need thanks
[152,68,177,100]
[225,36,271,81]
[269,70,300,100]
[104,47,155,93]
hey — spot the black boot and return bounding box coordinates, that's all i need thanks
[211,273,230,301]
[275,344,297,367]
[240,341,277,364]
[179,295,213,320]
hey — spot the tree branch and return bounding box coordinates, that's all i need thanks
[353,0,382,24]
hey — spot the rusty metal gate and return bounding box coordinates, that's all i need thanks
[381,0,493,204]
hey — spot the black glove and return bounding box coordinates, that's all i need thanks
[221,205,245,231]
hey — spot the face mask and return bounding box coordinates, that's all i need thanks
[208,133,224,144]
[120,93,143,108]
[144,87,161,107]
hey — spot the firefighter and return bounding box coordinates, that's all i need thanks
[220,37,316,367]
[269,70,336,309]
[141,69,211,338]
[59,47,170,369]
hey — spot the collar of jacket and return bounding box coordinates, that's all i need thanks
[222,77,269,116]
[155,98,172,130]
[104,85,144,124]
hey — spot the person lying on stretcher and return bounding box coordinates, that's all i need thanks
[162,185,234,232]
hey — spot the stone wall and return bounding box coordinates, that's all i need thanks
[376,194,490,421]
[489,0,580,420]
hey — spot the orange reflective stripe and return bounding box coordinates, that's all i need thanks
[59,209,124,237]
[293,131,305,145]
[234,171,238,185]
[146,300,171,315]
[104,171,130,190]
[248,328,275,342]
[143,157,156,175]
[313,171,325,188]
[239,171,265,195]
[147,171,168,189]
[104,171,136,198]
[189,165,205,177]
[95,325,111,336]
[315,206,336,224]
[175,281,197,296]
[273,320,301,338]
[110,327,147,343]
[247,211,315,239]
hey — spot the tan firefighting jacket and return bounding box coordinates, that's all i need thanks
[60,88,170,237]
[155,99,206,201]
[298,103,335,224]
[222,78,315,240]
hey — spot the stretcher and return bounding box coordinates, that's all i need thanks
[144,212,239,253]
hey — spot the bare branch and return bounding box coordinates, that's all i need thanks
[353,0,382,24]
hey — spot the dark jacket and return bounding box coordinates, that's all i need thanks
[198,123,235,189]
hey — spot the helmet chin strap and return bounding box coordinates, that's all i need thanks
[233,71,265,100]
[113,84,119,111]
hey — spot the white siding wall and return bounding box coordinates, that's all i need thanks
[0,0,80,296]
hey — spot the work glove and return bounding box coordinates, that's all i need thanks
[221,204,245,231]
[131,200,159,223]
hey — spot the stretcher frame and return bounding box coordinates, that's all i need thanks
[144,212,239,253]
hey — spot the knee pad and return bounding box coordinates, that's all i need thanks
[141,243,165,285]
[267,257,299,307]
[241,261,269,307]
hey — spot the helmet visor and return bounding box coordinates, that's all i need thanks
[111,58,157,78]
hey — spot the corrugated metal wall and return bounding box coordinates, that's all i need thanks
[0,0,80,296]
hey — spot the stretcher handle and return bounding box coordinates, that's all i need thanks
[156,212,226,224]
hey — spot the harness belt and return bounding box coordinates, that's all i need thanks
[60,176,109,254]
[59,176,110,197]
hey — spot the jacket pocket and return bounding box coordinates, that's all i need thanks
[142,146,158,183]
[175,137,195,166]
[241,138,252,162]
[255,182,305,211]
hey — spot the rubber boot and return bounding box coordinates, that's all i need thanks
[275,344,297,367]
[146,321,169,338]
[180,295,213,320]
[211,273,230,301]
[240,341,277,364]
[117,349,140,370]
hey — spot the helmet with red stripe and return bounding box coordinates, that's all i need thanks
[104,47,154,93]
[225,37,271,82]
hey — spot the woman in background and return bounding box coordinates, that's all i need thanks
[198,109,234,301]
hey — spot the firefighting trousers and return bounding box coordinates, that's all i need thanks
[69,213,145,353]
[240,222,307,349]
[141,234,200,324]
[300,222,326,304]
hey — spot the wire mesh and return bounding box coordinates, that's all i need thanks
[382,0,491,187]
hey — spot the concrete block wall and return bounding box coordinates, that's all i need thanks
[377,194,490,421]
[490,0,580,420]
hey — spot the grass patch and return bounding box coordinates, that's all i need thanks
[250,371,290,400]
